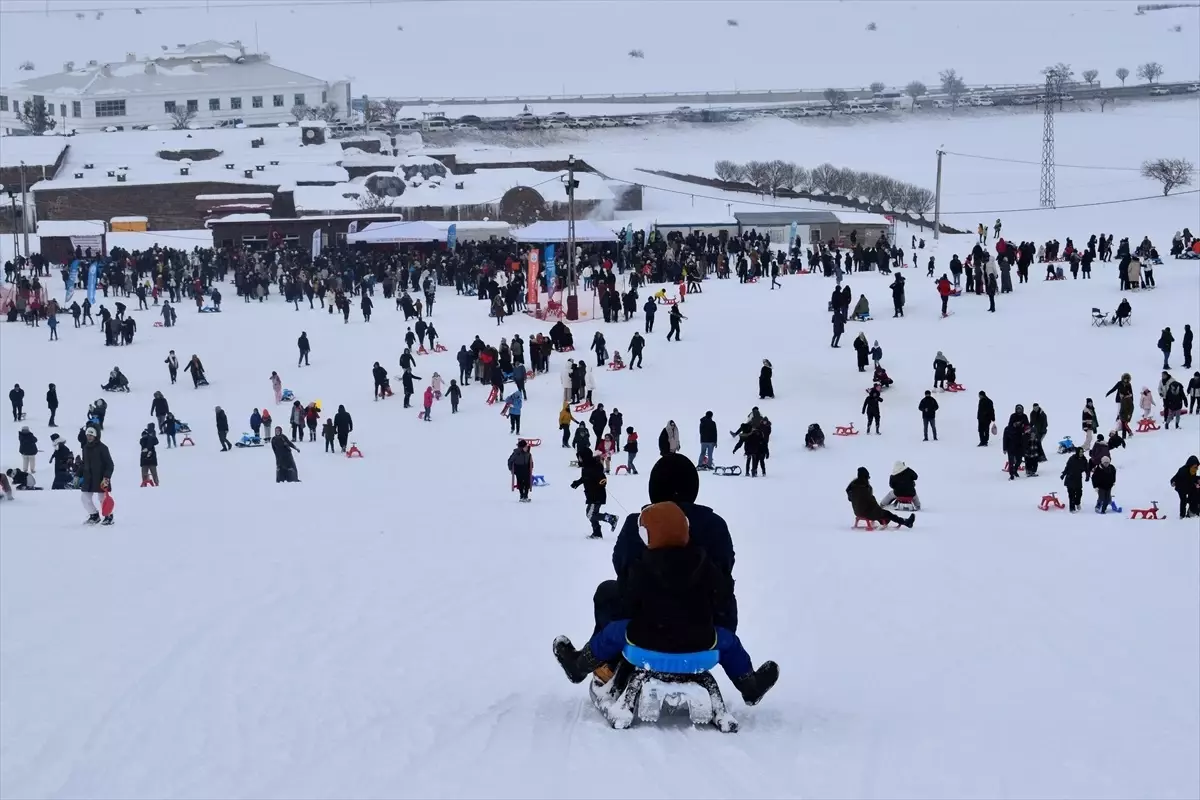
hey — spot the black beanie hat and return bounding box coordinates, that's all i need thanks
[648,453,700,504]
[857,466,870,480]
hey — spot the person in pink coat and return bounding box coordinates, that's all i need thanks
[270,371,283,404]
[422,385,434,421]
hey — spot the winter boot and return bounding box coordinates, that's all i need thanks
[100,514,114,526]
[903,514,916,528]
[731,661,780,706]
[84,512,101,525]
[552,636,604,684]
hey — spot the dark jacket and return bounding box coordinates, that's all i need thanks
[846,475,883,517]
[333,407,353,434]
[1002,422,1028,456]
[215,408,229,434]
[889,467,918,498]
[139,431,158,467]
[699,413,718,444]
[50,442,73,474]
[612,503,737,631]
[151,394,169,417]
[46,386,58,410]
[271,433,298,471]
[18,429,38,456]
[1091,463,1117,491]
[571,455,607,504]
[9,386,24,407]
[507,447,533,475]
[1061,452,1090,486]
[298,333,310,353]
[624,546,732,654]
[918,395,939,419]
[1171,457,1199,494]
[977,395,996,423]
[1030,406,1048,438]
[79,438,114,492]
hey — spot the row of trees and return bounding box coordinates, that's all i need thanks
[713,159,935,214]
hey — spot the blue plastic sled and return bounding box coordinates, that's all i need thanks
[200,306,221,313]
[588,644,738,732]
[234,433,264,448]
[281,389,296,402]
[532,475,548,487]
[1056,436,1075,454]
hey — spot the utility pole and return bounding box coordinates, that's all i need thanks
[933,148,944,241]
[19,162,30,258]
[564,154,579,320]
[1040,75,1056,209]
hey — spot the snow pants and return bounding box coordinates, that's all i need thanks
[1094,486,1113,512]
[589,619,752,680]
[1065,482,1083,512]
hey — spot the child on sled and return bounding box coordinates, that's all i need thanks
[552,501,779,706]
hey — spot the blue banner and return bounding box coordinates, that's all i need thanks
[66,259,80,303]
[86,261,98,305]
[544,244,556,290]
[624,225,633,247]
[446,223,457,251]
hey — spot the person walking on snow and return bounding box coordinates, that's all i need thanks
[422,385,435,421]
[918,390,939,441]
[79,426,114,525]
[297,332,311,367]
[666,304,685,341]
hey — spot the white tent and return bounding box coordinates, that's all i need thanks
[512,220,617,243]
[347,220,444,244]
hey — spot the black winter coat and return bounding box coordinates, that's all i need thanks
[215,409,229,434]
[624,546,733,654]
[1030,407,1048,438]
[18,429,38,456]
[140,431,159,467]
[46,386,58,410]
[79,439,114,492]
[50,443,73,474]
[918,396,939,419]
[1061,453,1090,487]
[613,503,738,631]
[759,365,774,397]
[151,395,169,417]
[1002,423,1028,456]
[846,476,883,517]
[889,468,918,498]
[571,456,607,504]
[9,387,24,408]
[271,433,298,471]
[1091,463,1117,491]
[699,415,718,444]
[977,396,996,423]
[333,409,353,434]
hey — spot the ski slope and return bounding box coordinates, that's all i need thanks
[1,0,1198,96]
[2,242,1198,797]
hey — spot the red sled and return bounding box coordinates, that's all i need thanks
[1039,492,1065,511]
[526,369,535,379]
[346,444,363,458]
[180,436,195,447]
[1002,460,1026,473]
[152,321,164,328]
[834,424,857,436]
[140,479,157,488]
[854,517,888,531]
[433,344,448,353]
[945,383,965,393]
[523,438,541,447]
[1129,502,1163,520]
[1137,418,1159,432]
[614,464,630,475]
[500,403,511,417]
[417,346,429,355]
[486,387,500,405]
[574,401,594,412]
[101,491,115,516]
[608,363,626,371]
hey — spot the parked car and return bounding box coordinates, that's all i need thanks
[932,98,952,108]
[594,117,619,128]
[451,123,478,131]
[541,118,570,129]
[548,111,570,119]
[571,118,594,129]
[625,116,649,126]
[974,97,994,106]
[1149,86,1170,96]
[726,111,748,121]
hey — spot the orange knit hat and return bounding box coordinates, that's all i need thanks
[638,502,690,550]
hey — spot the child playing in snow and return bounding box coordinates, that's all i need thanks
[596,433,617,474]
[1139,387,1156,419]
[623,426,639,474]
[431,372,444,400]
[611,351,625,370]
[552,502,778,706]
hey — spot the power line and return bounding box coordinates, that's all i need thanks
[944,149,1198,173]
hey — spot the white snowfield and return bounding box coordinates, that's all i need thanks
[1,0,1197,97]
[1,228,1198,798]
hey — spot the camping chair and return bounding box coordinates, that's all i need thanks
[1091,308,1111,327]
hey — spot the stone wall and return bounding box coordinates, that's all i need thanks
[35,181,280,230]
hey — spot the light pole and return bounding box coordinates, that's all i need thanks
[563,154,579,320]
[6,190,19,260]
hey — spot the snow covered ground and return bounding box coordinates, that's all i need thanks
[2,236,1199,797]
[2,0,1197,97]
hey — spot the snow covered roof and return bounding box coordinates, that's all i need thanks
[107,229,212,251]
[424,220,512,241]
[830,211,893,226]
[30,127,350,191]
[348,220,444,244]
[4,42,325,98]
[0,136,70,169]
[37,220,105,237]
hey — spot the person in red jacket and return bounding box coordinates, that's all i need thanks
[596,433,617,474]
[936,274,953,317]
[422,385,434,421]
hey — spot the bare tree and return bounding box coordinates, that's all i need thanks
[909,187,936,214]
[793,166,811,191]
[363,100,388,126]
[1136,61,1164,83]
[316,102,340,122]
[809,163,838,193]
[381,99,404,123]
[1082,69,1099,85]
[1042,62,1074,109]
[713,160,745,182]
[743,160,772,191]
[1140,157,1195,195]
[765,159,800,194]
[829,166,858,197]
[1115,66,1130,86]
[938,68,966,110]
[823,87,848,116]
[905,80,927,110]
[16,99,56,134]
[167,105,197,130]
[869,81,885,94]
[291,104,313,122]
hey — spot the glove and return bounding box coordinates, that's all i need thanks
[100,478,110,491]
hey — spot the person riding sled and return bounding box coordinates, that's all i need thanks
[553,500,779,706]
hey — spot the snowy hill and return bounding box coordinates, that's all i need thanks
[2,244,1198,797]
[1,0,1197,97]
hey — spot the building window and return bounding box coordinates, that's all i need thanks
[164,100,176,113]
[209,98,220,111]
[293,93,305,107]
[60,103,66,118]
[321,90,327,104]
[230,96,242,110]
[252,95,263,108]
[0,95,7,112]
[273,94,284,107]
[72,101,81,117]
[187,99,198,112]
[94,99,126,117]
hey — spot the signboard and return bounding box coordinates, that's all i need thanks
[544,244,556,292]
[347,220,359,235]
[527,248,539,306]
[447,223,458,251]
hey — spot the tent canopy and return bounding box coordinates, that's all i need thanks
[347,220,444,244]
[512,220,617,243]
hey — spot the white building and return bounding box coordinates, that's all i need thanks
[0,41,350,133]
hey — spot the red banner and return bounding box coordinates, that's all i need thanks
[527,249,540,306]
